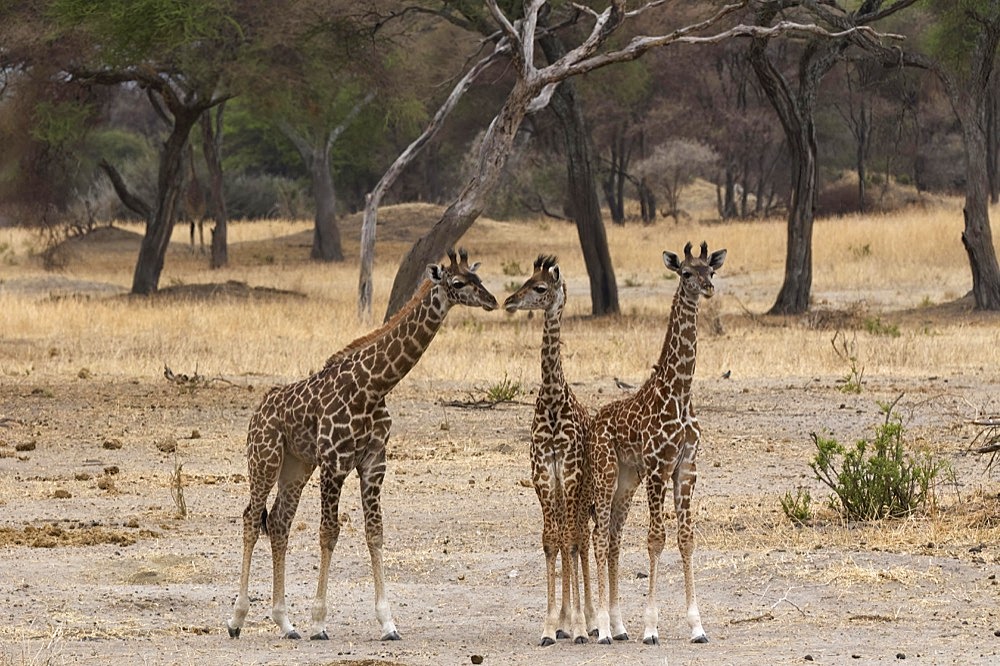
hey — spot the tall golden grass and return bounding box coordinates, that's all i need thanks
[1,200,998,384]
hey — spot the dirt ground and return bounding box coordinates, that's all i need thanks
[2,356,999,665]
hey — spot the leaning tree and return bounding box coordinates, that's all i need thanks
[381,0,888,319]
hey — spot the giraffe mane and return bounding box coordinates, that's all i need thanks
[322,280,435,369]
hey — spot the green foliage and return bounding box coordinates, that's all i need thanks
[831,330,864,393]
[501,260,522,277]
[809,399,949,520]
[485,374,521,403]
[49,0,237,67]
[29,100,91,147]
[780,487,813,525]
[863,316,900,338]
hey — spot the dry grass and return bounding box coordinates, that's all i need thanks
[1,200,999,385]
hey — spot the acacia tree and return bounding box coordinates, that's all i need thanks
[748,0,918,315]
[384,0,864,318]
[819,0,1000,309]
[254,10,382,263]
[47,0,246,294]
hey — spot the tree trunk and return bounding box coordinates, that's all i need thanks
[201,104,228,269]
[960,112,1000,309]
[310,148,344,262]
[540,31,619,316]
[750,20,842,315]
[358,50,502,321]
[604,128,627,225]
[384,79,536,319]
[131,108,200,294]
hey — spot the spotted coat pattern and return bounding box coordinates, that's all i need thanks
[504,255,594,645]
[589,241,726,646]
[227,249,497,642]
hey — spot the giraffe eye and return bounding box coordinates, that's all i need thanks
[682,270,693,279]
[451,278,467,289]
[533,285,548,293]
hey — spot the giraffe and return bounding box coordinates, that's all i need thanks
[226,248,498,642]
[589,241,726,646]
[504,255,594,645]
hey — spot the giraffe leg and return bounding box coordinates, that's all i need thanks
[578,506,597,638]
[675,452,707,643]
[590,449,616,645]
[357,416,401,642]
[534,460,561,646]
[609,467,639,642]
[268,455,314,639]
[642,468,669,645]
[563,475,588,644]
[228,424,281,638]
[308,462,349,641]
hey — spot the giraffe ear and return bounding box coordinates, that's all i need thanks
[468,261,481,273]
[662,251,681,274]
[427,263,445,283]
[549,264,561,282]
[709,249,727,270]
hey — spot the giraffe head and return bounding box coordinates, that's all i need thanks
[426,248,498,311]
[663,241,726,299]
[503,254,564,314]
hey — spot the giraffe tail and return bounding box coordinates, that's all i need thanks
[259,508,269,536]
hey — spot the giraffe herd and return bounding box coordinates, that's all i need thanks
[227,242,726,649]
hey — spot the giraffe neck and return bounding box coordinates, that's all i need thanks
[539,286,567,397]
[653,287,700,400]
[329,280,450,394]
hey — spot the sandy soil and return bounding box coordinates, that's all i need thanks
[2,355,999,666]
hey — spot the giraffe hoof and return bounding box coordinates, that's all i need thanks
[613,632,630,642]
[539,637,556,647]
[556,629,570,639]
[574,635,588,644]
[227,624,240,639]
[642,635,659,646]
[310,630,329,641]
[284,630,301,640]
[381,630,402,641]
[597,637,612,645]
[691,634,709,644]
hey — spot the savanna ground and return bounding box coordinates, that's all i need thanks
[1,195,1000,666]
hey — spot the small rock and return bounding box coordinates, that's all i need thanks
[78,368,91,379]
[852,655,861,660]
[190,429,201,439]
[804,656,814,662]
[102,439,122,450]
[15,441,36,452]
[103,466,119,476]
[52,489,72,499]
[471,656,484,665]
[896,653,906,659]
[156,438,177,453]
[994,629,1000,637]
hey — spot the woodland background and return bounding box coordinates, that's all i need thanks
[2,1,1000,316]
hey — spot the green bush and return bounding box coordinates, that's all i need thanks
[809,399,948,520]
[780,487,813,525]
[486,374,521,403]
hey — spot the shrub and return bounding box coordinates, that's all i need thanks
[780,487,813,525]
[809,398,948,520]
[486,374,521,403]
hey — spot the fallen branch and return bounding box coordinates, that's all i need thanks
[163,364,237,389]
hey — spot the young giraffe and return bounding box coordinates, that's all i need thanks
[504,255,594,645]
[589,241,726,645]
[227,249,497,641]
